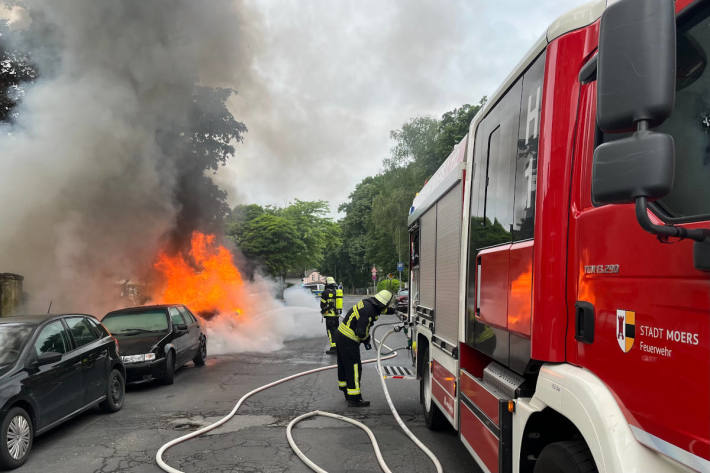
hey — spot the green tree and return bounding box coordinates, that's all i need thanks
[227,200,341,278]
[232,213,306,278]
[334,100,485,289]
[377,278,401,293]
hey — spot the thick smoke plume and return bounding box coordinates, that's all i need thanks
[0,0,252,314]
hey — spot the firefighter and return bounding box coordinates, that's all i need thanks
[335,289,394,407]
[320,276,339,354]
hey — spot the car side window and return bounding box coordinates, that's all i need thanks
[87,317,107,337]
[35,321,69,356]
[168,307,185,326]
[178,306,196,324]
[65,317,100,348]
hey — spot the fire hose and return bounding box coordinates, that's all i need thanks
[155,322,444,473]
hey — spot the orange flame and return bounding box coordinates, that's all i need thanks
[152,232,243,317]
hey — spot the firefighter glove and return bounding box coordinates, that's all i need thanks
[364,342,372,351]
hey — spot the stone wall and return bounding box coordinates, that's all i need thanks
[0,273,24,316]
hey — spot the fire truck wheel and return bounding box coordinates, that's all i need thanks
[533,440,597,473]
[161,350,176,385]
[419,347,447,430]
[0,406,33,470]
[100,369,125,413]
[193,337,206,367]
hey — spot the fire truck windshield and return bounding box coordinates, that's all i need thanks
[653,3,710,221]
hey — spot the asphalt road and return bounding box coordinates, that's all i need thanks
[17,295,480,473]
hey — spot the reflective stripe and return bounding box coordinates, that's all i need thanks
[353,363,360,392]
[338,323,361,343]
[338,381,347,387]
[347,388,360,395]
[320,298,327,303]
[335,289,343,310]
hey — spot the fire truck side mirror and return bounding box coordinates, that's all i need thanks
[592,131,674,205]
[593,0,677,205]
[596,0,676,132]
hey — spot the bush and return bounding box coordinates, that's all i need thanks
[377,279,401,293]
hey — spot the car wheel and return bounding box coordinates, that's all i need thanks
[161,350,175,385]
[419,347,447,430]
[100,369,125,413]
[533,440,598,473]
[193,337,206,367]
[0,407,33,470]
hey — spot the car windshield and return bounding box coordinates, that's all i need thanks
[0,324,34,367]
[102,310,169,335]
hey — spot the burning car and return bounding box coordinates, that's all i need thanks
[0,314,124,470]
[102,304,206,385]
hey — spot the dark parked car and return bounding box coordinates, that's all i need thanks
[0,314,124,470]
[396,290,409,313]
[102,305,206,385]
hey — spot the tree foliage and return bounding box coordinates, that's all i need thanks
[161,85,248,249]
[0,21,37,123]
[329,99,485,288]
[377,278,401,293]
[227,200,341,278]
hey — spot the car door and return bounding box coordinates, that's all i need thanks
[167,307,189,366]
[64,316,108,404]
[24,321,84,430]
[177,306,200,359]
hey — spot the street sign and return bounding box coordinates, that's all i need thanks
[372,274,376,281]
[371,266,377,276]
[397,262,404,272]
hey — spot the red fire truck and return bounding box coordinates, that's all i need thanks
[406,0,710,471]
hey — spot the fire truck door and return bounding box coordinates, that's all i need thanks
[570,63,710,464]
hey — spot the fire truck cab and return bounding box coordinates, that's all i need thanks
[407,1,710,472]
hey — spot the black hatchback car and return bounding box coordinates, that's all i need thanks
[102,305,206,385]
[0,314,125,470]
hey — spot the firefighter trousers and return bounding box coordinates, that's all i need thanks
[324,316,339,348]
[335,331,362,399]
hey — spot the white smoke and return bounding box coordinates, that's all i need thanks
[204,283,324,354]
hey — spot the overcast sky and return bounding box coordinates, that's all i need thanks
[215,1,593,216]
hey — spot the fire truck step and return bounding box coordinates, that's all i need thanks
[379,365,416,379]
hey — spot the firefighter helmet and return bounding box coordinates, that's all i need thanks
[326,276,336,285]
[374,290,393,307]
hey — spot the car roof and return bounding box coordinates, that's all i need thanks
[104,304,180,317]
[0,313,96,326]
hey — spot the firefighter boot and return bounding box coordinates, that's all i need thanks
[347,395,370,407]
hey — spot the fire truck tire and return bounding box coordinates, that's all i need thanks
[533,440,597,473]
[161,350,176,385]
[100,369,125,413]
[420,347,446,430]
[193,337,206,367]
[0,406,33,470]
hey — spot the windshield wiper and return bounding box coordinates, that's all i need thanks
[115,328,156,334]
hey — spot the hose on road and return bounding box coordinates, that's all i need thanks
[156,323,443,473]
